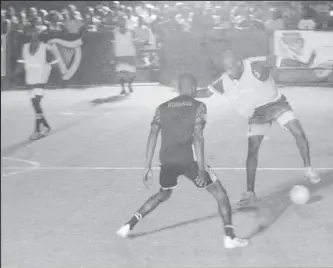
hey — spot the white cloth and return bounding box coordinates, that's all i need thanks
[221,58,281,117]
[22,42,51,85]
[298,19,316,30]
[265,19,285,30]
[113,28,136,57]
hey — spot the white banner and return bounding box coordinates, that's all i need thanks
[1,35,6,77]
[274,31,333,69]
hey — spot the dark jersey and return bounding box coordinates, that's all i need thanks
[151,95,207,165]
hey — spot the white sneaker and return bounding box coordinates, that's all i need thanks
[116,224,131,238]
[224,236,250,249]
[305,168,321,184]
[236,191,258,207]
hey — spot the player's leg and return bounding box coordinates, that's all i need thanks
[118,72,127,95]
[126,57,136,93]
[237,124,269,206]
[35,94,51,135]
[29,86,49,139]
[30,95,43,140]
[128,72,136,93]
[185,163,250,248]
[276,111,321,183]
[116,164,179,238]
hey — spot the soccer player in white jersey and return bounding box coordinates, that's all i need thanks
[13,27,58,140]
[196,50,321,207]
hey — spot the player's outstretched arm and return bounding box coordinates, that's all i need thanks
[145,108,161,169]
[195,76,224,98]
[195,88,214,98]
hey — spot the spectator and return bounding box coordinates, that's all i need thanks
[125,7,138,30]
[84,7,100,32]
[48,11,64,33]
[33,16,48,33]
[298,5,317,30]
[1,9,11,35]
[63,5,85,34]
[264,8,285,31]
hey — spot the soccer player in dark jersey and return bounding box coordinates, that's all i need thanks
[117,73,250,248]
[196,50,321,207]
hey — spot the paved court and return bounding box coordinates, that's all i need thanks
[1,85,333,268]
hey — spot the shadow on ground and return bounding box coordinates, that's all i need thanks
[1,111,106,157]
[90,94,129,106]
[128,171,333,239]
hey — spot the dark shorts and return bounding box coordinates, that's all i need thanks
[159,161,218,190]
[249,95,293,125]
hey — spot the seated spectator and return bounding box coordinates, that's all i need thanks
[265,8,285,30]
[298,5,317,30]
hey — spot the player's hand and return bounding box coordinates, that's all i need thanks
[195,170,207,188]
[143,167,153,189]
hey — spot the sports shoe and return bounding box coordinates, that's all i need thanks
[116,224,131,238]
[29,132,43,140]
[305,168,321,184]
[236,191,258,207]
[41,127,51,136]
[224,236,250,249]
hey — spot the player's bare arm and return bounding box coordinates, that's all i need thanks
[46,45,59,66]
[193,103,207,172]
[145,107,161,169]
[195,76,224,98]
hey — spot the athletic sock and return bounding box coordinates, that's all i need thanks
[126,212,142,230]
[41,115,50,129]
[35,114,42,132]
[224,225,235,239]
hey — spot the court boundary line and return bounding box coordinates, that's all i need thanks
[2,157,40,178]
[3,166,333,171]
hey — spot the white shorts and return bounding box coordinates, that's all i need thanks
[247,111,296,137]
[28,88,44,99]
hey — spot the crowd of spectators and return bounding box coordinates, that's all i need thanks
[2,1,333,37]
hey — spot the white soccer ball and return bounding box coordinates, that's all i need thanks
[290,185,310,205]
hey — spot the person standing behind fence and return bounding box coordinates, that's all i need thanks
[112,16,137,95]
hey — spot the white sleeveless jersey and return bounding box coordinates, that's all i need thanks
[221,57,281,117]
[113,28,136,57]
[22,42,51,85]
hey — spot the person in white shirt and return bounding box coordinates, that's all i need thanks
[112,16,137,95]
[12,27,59,140]
[196,51,321,206]
[298,6,317,30]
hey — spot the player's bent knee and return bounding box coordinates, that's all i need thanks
[206,180,227,197]
[277,111,297,129]
[158,188,172,202]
